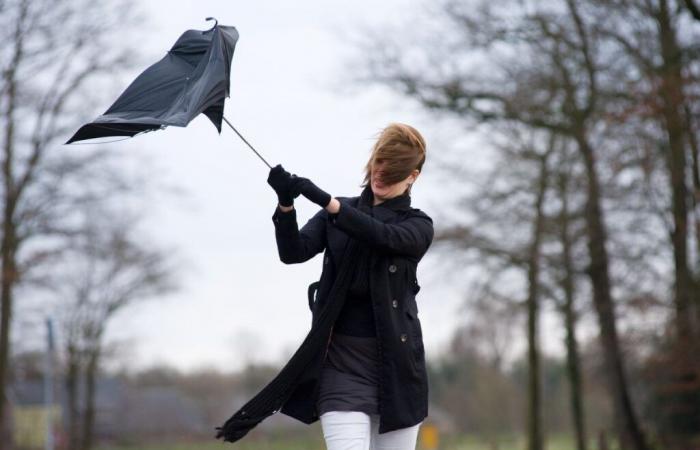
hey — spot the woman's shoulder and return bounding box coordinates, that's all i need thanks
[407,206,433,223]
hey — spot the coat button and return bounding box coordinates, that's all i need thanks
[392,299,398,308]
[400,333,407,342]
[388,264,397,273]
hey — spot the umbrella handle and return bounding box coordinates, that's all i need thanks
[203,17,218,34]
[222,117,273,169]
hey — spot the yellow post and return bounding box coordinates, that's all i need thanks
[420,422,440,449]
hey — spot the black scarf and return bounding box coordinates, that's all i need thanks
[215,185,408,442]
[215,198,365,442]
[347,185,374,296]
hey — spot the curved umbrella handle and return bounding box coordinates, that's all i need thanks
[203,17,218,33]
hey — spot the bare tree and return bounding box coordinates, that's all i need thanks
[589,0,700,346]
[0,0,144,439]
[429,122,558,450]
[354,1,650,448]
[589,1,700,446]
[57,207,177,450]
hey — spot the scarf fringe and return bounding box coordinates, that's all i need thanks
[214,408,279,442]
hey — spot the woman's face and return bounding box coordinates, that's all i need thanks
[370,159,419,201]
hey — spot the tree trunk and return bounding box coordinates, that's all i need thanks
[597,430,610,450]
[0,219,16,449]
[684,103,700,336]
[526,153,549,450]
[557,171,588,450]
[81,344,101,450]
[65,342,81,450]
[653,3,700,447]
[576,131,649,450]
[0,55,17,450]
[657,0,694,346]
[0,3,27,441]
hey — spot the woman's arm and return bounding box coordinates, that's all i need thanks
[326,198,433,259]
[272,204,327,264]
[292,176,433,259]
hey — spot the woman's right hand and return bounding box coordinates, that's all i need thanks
[267,164,297,207]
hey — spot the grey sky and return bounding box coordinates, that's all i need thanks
[97,0,561,373]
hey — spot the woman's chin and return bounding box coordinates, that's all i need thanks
[371,185,388,198]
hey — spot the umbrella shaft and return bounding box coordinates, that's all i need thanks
[223,117,272,169]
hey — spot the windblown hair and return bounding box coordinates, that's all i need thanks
[361,123,426,195]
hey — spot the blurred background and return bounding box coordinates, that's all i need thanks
[1,0,700,449]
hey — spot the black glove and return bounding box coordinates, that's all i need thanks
[291,176,332,208]
[267,164,297,207]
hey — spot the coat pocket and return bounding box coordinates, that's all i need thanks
[405,302,425,361]
[406,263,421,294]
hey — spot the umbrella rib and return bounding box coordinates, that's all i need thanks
[222,117,272,169]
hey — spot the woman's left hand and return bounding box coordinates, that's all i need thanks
[290,176,341,213]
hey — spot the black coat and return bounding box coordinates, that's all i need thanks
[215,185,433,442]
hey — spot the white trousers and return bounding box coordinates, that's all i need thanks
[320,411,422,450]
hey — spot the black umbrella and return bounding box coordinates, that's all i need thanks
[65,18,271,168]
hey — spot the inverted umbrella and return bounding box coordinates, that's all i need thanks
[65,18,271,168]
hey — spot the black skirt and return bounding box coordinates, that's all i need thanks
[316,331,381,416]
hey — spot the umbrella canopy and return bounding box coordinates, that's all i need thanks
[65,19,239,144]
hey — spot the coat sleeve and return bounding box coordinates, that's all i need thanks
[272,205,327,264]
[329,200,434,259]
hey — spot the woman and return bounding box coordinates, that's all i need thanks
[266,123,434,450]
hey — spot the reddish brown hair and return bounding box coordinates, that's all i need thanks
[361,123,426,194]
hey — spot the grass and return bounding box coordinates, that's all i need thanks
[98,432,326,450]
[97,431,620,450]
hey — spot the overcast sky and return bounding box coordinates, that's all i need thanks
[74,0,568,374]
